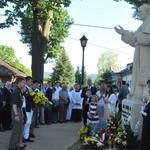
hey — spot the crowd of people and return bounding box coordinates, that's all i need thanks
[0,76,130,150]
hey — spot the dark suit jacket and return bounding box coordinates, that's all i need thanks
[82,96,92,113]
[81,86,97,98]
[0,88,6,106]
[46,87,53,102]
[141,101,150,148]
[2,87,12,107]
[23,87,33,112]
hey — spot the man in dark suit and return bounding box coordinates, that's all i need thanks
[118,80,130,112]
[2,81,12,130]
[81,79,97,126]
[23,76,35,142]
[0,79,6,132]
[81,78,97,98]
[45,81,53,124]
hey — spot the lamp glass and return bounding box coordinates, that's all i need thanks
[80,35,88,47]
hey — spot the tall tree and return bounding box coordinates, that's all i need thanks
[101,70,114,85]
[51,48,75,87]
[96,50,118,84]
[75,65,82,85]
[0,45,31,75]
[0,0,72,81]
[97,50,118,74]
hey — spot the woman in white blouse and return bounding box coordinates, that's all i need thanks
[105,85,118,116]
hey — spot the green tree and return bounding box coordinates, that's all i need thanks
[97,50,118,74]
[75,65,82,85]
[75,65,88,86]
[19,6,73,81]
[101,70,114,85]
[96,50,118,84]
[51,48,75,87]
[83,69,88,86]
[0,0,72,81]
[0,45,31,75]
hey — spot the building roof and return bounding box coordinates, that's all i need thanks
[0,59,25,77]
[112,63,133,80]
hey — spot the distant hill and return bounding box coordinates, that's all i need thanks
[87,74,97,81]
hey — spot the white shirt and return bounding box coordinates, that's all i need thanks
[71,90,83,109]
[55,86,62,100]
[108,93,118,114]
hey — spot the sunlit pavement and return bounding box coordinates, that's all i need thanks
[0,122,82,150]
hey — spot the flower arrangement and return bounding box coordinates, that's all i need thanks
[29,91,52,107]
[114,128,127,149]
[78,124,105,149]
[78,124,92,141]
[78,112,138,150]
[84,137,104,149]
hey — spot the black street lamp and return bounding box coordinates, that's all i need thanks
[80,35,88,85]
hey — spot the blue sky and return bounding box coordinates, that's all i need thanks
[0,0,142,74]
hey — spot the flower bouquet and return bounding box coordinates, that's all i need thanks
[29,91,52,107]
[114,128,127,149]
[77,112,138,150]
[78,124,92,141]
[78,124,105,149]
[84,137,104,149]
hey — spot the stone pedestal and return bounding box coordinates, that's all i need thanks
[122,99,143,140]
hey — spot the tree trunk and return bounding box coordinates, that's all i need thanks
[31,9,53,82]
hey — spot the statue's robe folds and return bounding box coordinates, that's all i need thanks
[121,18,150,100]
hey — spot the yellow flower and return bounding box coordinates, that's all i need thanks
[30,91,48,107]
[30,91,36,96]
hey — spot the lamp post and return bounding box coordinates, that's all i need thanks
[80,35,88,85]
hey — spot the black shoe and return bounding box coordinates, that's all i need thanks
[5,128,12,130]
[29,133,35,138]
[34,125,40,128]
[0,128,5,132]
[40,123,45,125]
[58,121,63,123]
[16,146,25,150]
[24,138,34,142]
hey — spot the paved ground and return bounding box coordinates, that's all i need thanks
[0,122,82,150]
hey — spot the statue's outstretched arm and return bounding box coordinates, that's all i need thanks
[114,26,126,35]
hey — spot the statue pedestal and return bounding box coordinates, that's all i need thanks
[122,99,143,140]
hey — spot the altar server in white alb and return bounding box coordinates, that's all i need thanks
[71,84,83,122]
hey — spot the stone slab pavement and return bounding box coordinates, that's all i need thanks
[0,122,82,150]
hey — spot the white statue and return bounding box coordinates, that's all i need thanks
[114,4,150,101]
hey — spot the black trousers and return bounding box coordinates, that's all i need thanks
[2,106,12,129]
[83,110,88,126]
[0,105,4,128]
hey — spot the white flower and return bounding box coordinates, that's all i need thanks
[96,141,104,147]
[95,134,98,138]
[122,141,127,146]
